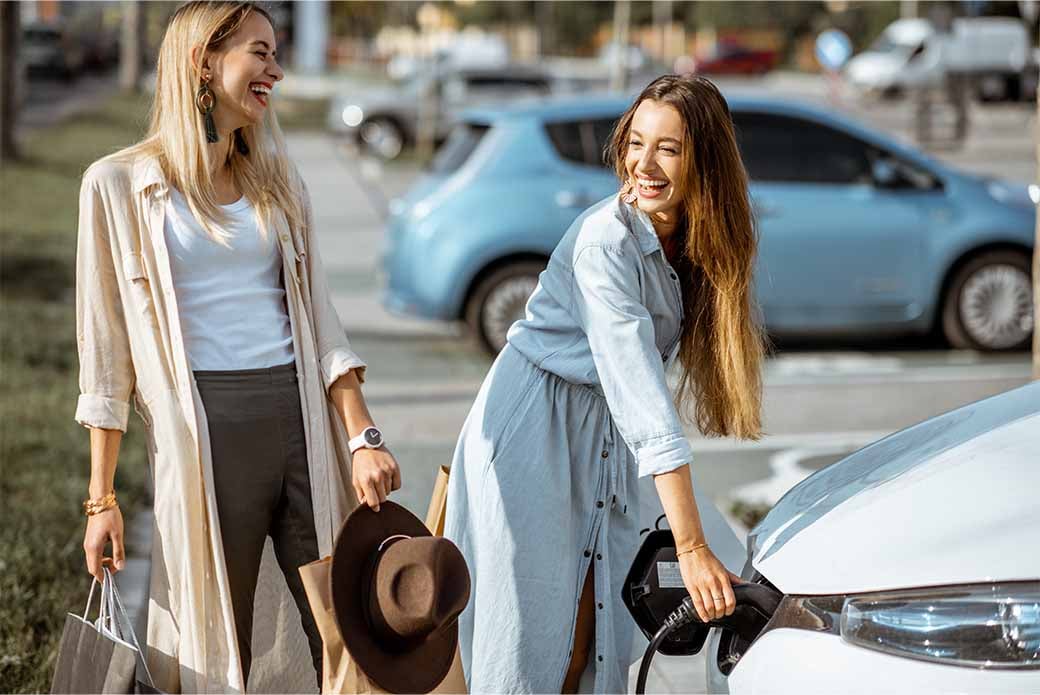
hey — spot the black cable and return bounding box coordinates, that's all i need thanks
[635,596,700,695]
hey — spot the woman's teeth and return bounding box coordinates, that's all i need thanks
[637,178,667,188]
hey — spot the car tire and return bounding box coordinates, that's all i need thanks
[465,261,544,356]
[941,250,1033,351]
[359,117,405,160]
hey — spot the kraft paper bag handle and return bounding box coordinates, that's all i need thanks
[424,465,451,536]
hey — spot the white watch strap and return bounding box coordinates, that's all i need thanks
[348,432,367,453]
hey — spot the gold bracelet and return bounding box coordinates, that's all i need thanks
[83,491,118,516]
[676,542,708,558]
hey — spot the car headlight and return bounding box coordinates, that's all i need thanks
[342,104,364,128]
[841,582,1040,669]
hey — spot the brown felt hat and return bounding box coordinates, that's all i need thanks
[330,501,471,694]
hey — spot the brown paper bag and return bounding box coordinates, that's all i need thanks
[299,556,467,694]
[424,465,451,535]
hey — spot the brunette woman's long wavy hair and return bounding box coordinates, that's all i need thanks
[607,75,765,439]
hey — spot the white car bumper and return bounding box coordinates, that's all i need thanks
[710,628,1040,694]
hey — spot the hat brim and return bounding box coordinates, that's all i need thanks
[330,501,458,694]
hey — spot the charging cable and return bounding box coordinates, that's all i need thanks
[634,595,699,694]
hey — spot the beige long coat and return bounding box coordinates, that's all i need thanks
[74,151,365,693]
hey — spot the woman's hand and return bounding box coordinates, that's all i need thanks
[678,546,741,623]
[83,506,125,582]
[352,447,402,512]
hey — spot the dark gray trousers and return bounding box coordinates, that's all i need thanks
[194,362,322,689]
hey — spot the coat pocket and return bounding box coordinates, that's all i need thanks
[122,252,160,329]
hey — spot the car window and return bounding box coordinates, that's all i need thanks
[545,117,621,169]
[590,118,621,167]
[732,112,872,184]
[430,123,490,173]
[466,76,548,89]
[545,120,587,166]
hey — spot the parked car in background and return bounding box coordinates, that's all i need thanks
[382,93,1035,355]
[23,21,85,81]
[701,380,1040,693]
[327,66,552,159]
[694,42,778,76]
[845,17,1037,101]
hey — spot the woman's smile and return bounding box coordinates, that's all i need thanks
[249,81,272,107]
[636,176,670,199]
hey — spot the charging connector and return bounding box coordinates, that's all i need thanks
[635,596,699,694]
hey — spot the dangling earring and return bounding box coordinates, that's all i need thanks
[621,180,638,204]
[234,129,250,156]
[196,73,219,144]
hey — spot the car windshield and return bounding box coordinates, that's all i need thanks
[869,24,929,53]
[430,122,490,174]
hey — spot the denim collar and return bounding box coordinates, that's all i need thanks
[615,195,664,257]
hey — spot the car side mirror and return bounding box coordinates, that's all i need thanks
[871,158,900,188]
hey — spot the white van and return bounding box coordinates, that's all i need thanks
[844,16,1035,100]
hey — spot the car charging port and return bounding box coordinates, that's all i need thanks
[716,573,783,675]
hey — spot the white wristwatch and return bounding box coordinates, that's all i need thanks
[349,426,385,454]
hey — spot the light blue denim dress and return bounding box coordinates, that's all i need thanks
[444,194,694,693]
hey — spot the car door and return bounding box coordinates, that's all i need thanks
[542,116,622,223]
[732,111,932,333]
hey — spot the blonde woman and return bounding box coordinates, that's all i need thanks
[444,75,765,693]
[76,3,400,691]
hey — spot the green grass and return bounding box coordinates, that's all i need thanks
[0,91,154,693]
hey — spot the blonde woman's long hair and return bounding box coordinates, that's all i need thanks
[119,1,302,243]
[608,75,766,440]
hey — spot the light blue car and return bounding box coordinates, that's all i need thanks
[382,94,1036,354]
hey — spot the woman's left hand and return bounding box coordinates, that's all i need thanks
[352,447,402,512]
[677,547,742,623]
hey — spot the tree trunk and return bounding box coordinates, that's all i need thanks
[120,0,143,93]
[0,0,20,164]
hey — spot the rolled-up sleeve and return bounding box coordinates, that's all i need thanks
[74,172,134,431]
[297,175,367,389]
[572,241,692,477]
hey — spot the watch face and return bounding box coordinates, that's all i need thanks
[364,428,383,447]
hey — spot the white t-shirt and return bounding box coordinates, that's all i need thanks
[163,189,295,371]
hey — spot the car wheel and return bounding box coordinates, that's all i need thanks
[359,117,405,160]
[941,250,1033,351]
[465,261,543,356]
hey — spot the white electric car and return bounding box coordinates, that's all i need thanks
[696,381,1040,693]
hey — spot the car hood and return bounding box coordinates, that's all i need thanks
[747,382,1040,595]
[844,51,908,85]
[334,87,413,113]
[387,172,451,218]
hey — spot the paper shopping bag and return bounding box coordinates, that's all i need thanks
[51,567,157,694]
[299,556,466,694]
